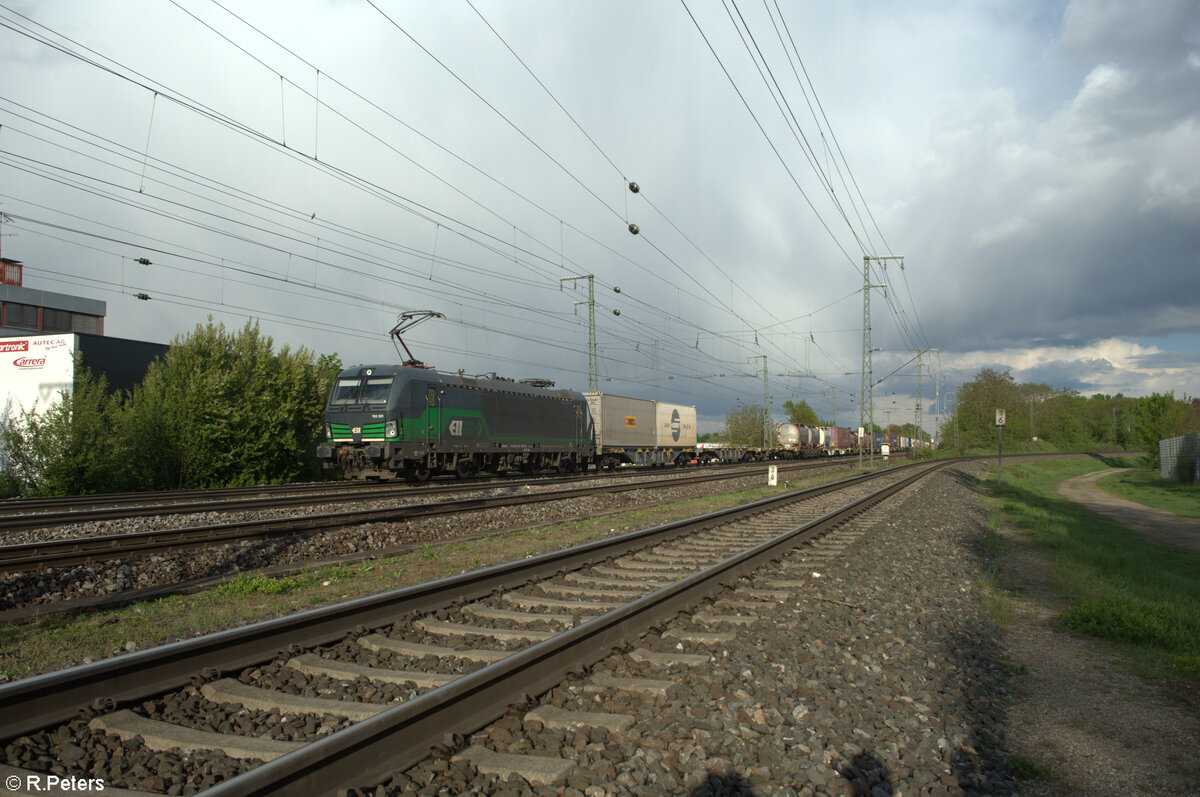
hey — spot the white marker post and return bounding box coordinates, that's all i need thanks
[768,464,778,486]
[995,408,1006,487]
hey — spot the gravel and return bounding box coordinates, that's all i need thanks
[5,461,1016,795]
[1,469,808,611]
[367,463,1017,796]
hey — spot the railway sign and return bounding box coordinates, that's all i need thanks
[995,408,1006,427]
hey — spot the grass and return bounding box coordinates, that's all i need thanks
[0,468,857,681]
[1097,466,1200,519]
[984,459,1200,680]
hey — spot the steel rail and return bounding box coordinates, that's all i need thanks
[205,461,942,795]
[0,459,835,532]
[0,480,392,518]
[0,461,829,572]
[0,462,936,742]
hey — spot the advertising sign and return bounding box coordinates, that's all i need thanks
[1,334,76,423]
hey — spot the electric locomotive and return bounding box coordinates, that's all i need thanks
[317,365,595,481]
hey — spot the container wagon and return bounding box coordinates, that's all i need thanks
[586,392,697,469]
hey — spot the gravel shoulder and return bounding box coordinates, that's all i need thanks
[997,468,1200,796]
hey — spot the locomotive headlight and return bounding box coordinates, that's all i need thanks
[386,419,398,439]
[325,423,332,440]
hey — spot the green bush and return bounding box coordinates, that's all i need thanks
[0,319,341,495]
[1,368,127,496]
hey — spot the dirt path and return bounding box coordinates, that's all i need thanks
[1056,468,1200,552]
[996,467,1200,796]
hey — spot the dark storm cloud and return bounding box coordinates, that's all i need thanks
[2,0,1199,426]
[1017,358,1117,392]
[1130,350,1200,371]
[902,0,1200,362]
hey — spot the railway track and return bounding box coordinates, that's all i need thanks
[0,461,837,573]
[0,459,842,533]
[0,459,947,795]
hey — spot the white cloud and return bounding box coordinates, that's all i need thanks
[944,337,1199,396]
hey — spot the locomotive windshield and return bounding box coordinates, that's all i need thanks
[329,375,394,408]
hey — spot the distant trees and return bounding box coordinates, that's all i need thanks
[1,320,341,496]
[942,369,1196,459]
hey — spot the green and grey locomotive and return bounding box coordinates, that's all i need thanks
[317,365,595,481]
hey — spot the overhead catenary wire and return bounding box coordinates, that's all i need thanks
[0,1,918,416]
[155,2,809,372]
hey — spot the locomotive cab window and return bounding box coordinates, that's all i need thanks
[329,375,395,407]
[329,378,361,407]
[362,377,394,406]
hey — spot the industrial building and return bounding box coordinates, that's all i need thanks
[1,257,169,469]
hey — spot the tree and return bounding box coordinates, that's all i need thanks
[940,369,1182,455]
[782,399,819,425]
[1134,392,1188,466]
[722,403,770,447]
[941,369,1023,450]
[124,319,341,488]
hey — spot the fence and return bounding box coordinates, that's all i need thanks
[1159,433,1200,483]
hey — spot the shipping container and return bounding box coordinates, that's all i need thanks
[655,401,697,449]
[586,392,697,467]
[585,393,656,451]
[828,426,856,452]
[776,422,801,449]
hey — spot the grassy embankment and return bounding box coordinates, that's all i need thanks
[0,467,857,681]
[982,457,1200,680]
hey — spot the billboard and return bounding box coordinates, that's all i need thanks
[1,334,76,423]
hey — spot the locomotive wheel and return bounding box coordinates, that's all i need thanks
[455,460,476,479]
[409,463,433,483]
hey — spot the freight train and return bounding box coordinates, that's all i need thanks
[316,362,925,480]
[317,364,698,480]
[774,422,927,458]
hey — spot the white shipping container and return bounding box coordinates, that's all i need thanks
[654,402,697,449]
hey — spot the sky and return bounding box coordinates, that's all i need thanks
[1,0,1198,436]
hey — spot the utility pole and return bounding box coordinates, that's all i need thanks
[914,350,923,448]
[861,255,900,468]
[748,355,769,448]
[823,386,837,426]
[561,275,597,392]
[935,369,943,447]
